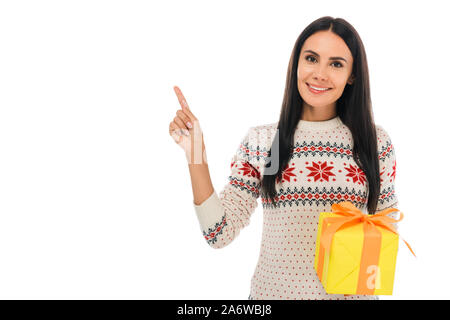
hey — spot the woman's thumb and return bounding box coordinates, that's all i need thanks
[182,103,197,121]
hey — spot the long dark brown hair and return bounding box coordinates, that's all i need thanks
[260,16,380,214]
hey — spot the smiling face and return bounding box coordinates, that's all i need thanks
[297,30,355,113]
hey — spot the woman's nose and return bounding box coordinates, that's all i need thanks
[313,64,329,81]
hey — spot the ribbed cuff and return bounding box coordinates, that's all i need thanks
[193,190,225,230]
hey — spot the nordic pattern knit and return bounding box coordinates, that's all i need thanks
[193,116,399,300]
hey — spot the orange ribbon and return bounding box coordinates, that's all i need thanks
[316,201,416,295]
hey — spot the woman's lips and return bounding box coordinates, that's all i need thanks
[307,83,332,94]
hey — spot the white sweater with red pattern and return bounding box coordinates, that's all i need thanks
[193,116,399,300]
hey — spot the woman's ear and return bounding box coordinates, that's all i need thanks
[347,74,355,85]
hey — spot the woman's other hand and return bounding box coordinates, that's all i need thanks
[169,85,207,164]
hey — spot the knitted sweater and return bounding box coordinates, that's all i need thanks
[193,116,399,300]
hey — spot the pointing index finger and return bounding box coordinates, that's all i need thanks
[173,86,190,110]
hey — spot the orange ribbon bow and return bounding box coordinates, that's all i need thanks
[317,201,416,295]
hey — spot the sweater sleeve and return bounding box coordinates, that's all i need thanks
[375,125,400,230]
[193,127,262,249]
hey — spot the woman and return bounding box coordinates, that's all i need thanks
[169,16,398,300]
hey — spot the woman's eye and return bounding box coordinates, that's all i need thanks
[306,55,317,63]
[305,55,343,68]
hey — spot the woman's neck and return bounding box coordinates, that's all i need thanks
[301,103,337,121]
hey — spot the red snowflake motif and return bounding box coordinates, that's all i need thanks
[305,161,335,182]
[380,169,385,183]
[344,164,366,185]
[238,162,261,179]
[276,163,297,183]
[390,160,397,181]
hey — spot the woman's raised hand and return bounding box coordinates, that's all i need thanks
[169,86,207,164]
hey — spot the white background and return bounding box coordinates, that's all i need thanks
[0,0,448,300]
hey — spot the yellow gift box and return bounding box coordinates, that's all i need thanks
[314,201,415,295]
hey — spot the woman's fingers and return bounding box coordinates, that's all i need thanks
[171,85,205,163]
[169,123,182,143]
[173,85,189,109]
[176,109,192,131]
[173,114,190,136]
[173,86,197,123]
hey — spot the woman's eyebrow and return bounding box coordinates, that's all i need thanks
[303,50,347,63]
